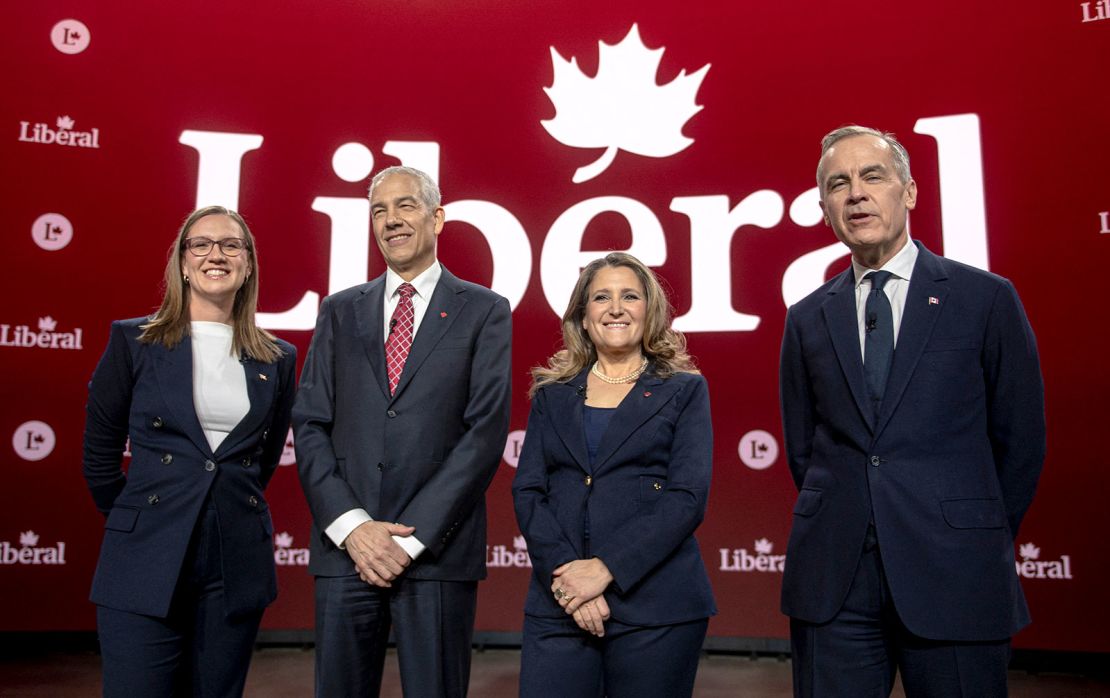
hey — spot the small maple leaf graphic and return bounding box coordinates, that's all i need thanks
[513,535,527,551]
[754,538,773,554]
[20,531,40,547]
[51,225,63,234]
[38,316,57,331]
[70,31,82,40]
[274,532,294,548]
[542,24,710,183]
[32,434,45,444]
[56,116,75,130]
[1019,542,1040,560]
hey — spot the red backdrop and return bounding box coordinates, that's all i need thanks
[2,1,1107,652]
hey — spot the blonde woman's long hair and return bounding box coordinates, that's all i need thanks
[529,252,697,398]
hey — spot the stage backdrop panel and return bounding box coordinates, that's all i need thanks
[2,1,1107,652]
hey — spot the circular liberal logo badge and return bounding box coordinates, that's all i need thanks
[738,429,778,471]
[31,213,74,251]
[13,421,57,461]
[502,429,526,468]
[51,19,91,55]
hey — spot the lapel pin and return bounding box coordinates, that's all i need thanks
[643,391,652,397]
[928,296,940,305]
[259,373,268,381]
[440,311,448,318]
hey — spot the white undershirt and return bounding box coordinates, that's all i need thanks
[322,262,443,560]
[191,321,249,452]
[851,237,918,359]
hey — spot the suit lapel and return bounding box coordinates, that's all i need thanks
[354,276,390,399]
[152,338,214,456]
[547,369,590,473]
[215,356,277,458]
[821,270,873,430]
[591,372,674,474]
[390,268,467,401]
[874,244,948,435]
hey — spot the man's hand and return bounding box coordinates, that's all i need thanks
[344,521,415,587]
[551,558,614,615]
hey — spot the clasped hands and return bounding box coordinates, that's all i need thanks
[551,558,614,637]
[344,520,415,587]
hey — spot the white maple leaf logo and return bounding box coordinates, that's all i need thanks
[542,24,710,183]
[274,531,294,548]
[20,531,40,547]
[513,535,527,551]
[38,316,57,331]
[56,116,75,130]
[1019,542,1040,560]
[754,538,773,554]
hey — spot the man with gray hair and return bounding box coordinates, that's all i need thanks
[294,165,512,696]
[779,126,1045,696]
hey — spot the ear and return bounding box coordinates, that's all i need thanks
[903,179,918,210]
[432,207,446,236]
[818,199,831,227]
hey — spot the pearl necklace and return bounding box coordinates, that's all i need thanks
[591,357,648,384]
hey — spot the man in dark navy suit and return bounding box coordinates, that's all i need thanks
[294,166,512,697]
[779,126,1046,697]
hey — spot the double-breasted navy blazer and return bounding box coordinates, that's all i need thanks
[513,368,717,626]
[779,242,1046,641]
[83,317,297,618]
[293,267,512,580]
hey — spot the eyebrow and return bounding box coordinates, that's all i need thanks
[370,195,420,210]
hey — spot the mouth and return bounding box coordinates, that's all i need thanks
[384,233,412,247]
[202,268,230,279]
[602,321,630,329]
[848,212,873,224]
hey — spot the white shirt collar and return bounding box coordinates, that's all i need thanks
[852,236,918,288]
[385,261,442,301]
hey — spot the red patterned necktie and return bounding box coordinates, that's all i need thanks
[385,283,416,395]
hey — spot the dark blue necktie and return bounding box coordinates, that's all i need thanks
[864,271,895,421]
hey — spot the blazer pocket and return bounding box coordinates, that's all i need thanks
[105,506,139,533]
[940,498,1005,529]
[793,488,822,517]
[638,475,666,506]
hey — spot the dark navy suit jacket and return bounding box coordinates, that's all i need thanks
[513,368,717,626]
[83,317,297,618]
[779,242,1046,641]
[293,267,512,581]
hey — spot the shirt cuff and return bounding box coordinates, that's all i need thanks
[393,534,425,560]
[325,509,372,549]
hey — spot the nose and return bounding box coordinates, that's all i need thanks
[847,176,868,203]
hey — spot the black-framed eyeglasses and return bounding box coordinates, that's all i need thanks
[183,237,248,257]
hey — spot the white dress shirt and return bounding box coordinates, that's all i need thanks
[190,321,249,452]
[851,237,918,359]
[324,262,443,560]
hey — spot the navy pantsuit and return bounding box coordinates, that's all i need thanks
[293,268,512,696]
[779,243,1046,695]
[513,369,716,697]
[83,318,297,696]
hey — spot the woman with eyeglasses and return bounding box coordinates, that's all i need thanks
[83,206,297,696]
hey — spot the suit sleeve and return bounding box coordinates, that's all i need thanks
[983,280,1046,538]
[293,296,366,529]
[592,376,713,594]
[780,307,817,491]
[82,321,133,514]
[395,295,512,557]
[259,345,297,490]
[512,391,582,588]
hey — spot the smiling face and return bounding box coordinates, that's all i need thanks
[582,265,646,360]
[818,134,917,268]
[370,173,445,280]
[180,214,251,315]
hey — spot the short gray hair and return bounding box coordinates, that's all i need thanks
[368,166,442,211]
[817,125,912,185]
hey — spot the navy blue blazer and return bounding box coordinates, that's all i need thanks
[513,368,717,626]
[293,267,512,580]
[779,242,1046,641]
[83,317,297,618]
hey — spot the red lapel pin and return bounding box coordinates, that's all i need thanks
[643,391,652,397]
[440,311,448,318]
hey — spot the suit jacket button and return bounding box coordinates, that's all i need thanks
[262,429,269,440]
[205,460,216,472]
[241,457,252,468]
[161,453,173,465]
[147,494,159,505]
[249,495,259,507]
[870,456,881,467]
[387,409,397,418]
[152,417,164,428]
[377,463,384,471]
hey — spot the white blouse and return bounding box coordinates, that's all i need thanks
[190,322,249,451]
